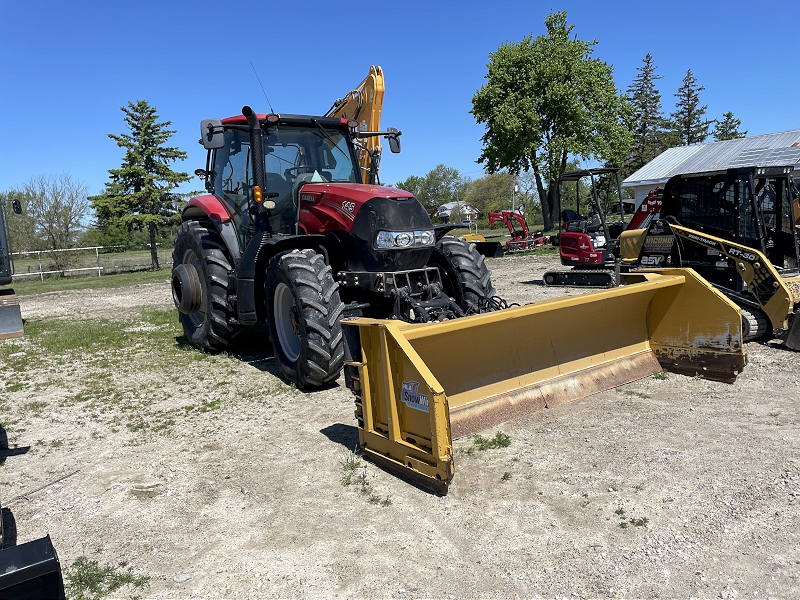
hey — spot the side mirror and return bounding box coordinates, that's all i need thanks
[194,169,214,193]
[199,119,225,150]
[11,199,22,214]
[386,128,401,154]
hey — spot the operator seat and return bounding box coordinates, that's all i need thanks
[585,213,602,233]
[562,209,586,232]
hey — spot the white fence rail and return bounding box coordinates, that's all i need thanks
[11,244,173,280]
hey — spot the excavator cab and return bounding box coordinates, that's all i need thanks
[555,168,625,267]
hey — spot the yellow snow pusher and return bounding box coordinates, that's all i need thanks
[342,268,746,494]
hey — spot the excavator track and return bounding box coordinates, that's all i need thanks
[542,268,615,288]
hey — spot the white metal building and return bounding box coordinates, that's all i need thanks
[622,130,800,207]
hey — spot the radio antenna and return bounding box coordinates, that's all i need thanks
[250,61,275,114]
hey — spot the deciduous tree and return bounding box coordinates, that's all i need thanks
[90,100,190,268]
[21,174,89,271]
[395,165,470,209]
[471,11,633,230]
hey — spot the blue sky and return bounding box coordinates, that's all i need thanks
[2,0,798,199]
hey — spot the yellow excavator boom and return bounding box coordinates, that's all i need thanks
[325,65,385,183]
[343,269,745,494]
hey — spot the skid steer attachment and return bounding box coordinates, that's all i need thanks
[343,269,745,494]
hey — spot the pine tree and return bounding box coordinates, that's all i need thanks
[625,54,667,175]
[90,100,190,268]
[713,112,747,141]
[670,69,710,145]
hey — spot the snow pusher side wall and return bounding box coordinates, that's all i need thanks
[0,289,23,339]
[342,269,745,494]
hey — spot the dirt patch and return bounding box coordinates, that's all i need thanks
[2,253,799,599]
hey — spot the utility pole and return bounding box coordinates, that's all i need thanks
[511,178,518,213]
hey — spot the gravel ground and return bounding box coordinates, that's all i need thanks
[2,252,799,599]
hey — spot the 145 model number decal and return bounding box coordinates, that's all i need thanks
[342,201,356,213]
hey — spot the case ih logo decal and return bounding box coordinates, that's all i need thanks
[401,380,429,412]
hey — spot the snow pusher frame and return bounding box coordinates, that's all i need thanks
[343,268,746,494]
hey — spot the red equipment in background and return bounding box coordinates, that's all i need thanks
[626,187,663,231]
[544,169,665,287]
[488,210,546,252]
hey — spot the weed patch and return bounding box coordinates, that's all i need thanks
[340,448,391,506]
[64,555,150,600]
[471,431,511,452]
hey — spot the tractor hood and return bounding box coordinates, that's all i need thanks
[297,182,433,272]
[300,182,414,203]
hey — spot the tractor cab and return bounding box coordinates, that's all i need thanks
[200,114,362,248]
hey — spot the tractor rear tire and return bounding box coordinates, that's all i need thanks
[265,249,345,388]
[173,220,241,350]
[430,236,496,313]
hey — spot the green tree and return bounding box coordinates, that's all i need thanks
[625,54,672,177]
[670,69,710,145]
[395,165,469,209]
[713,111,747,141]
[471,11,633,230]
[465,172,515,215]
[394,175,425,198]
[90,100,190,268]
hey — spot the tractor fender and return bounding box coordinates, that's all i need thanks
[182,195,242,260]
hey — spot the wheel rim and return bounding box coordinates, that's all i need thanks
[181,249,206,328]
[274,282,302,362]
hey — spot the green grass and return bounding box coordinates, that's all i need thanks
[64,555,150,600]
[11,268,170,296]
[471,431,512,451]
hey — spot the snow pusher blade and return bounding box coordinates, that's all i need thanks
[0,289,23,339]
[342,269,745,494]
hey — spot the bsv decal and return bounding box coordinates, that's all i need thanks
[401,380,430,412]
[342,201,356,213]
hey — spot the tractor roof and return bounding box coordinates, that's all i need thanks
[221,113,349,129]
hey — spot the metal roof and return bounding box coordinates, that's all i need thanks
[622,130,800,187]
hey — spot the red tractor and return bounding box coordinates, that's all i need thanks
[487,210,545,252]
[172,108,496,387]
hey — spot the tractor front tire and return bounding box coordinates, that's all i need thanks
[430,236,496,313]
[172,220,241,350]
[265,249,345,388]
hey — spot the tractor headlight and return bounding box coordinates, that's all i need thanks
[395,232,413,247]
[375,230,436,249]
